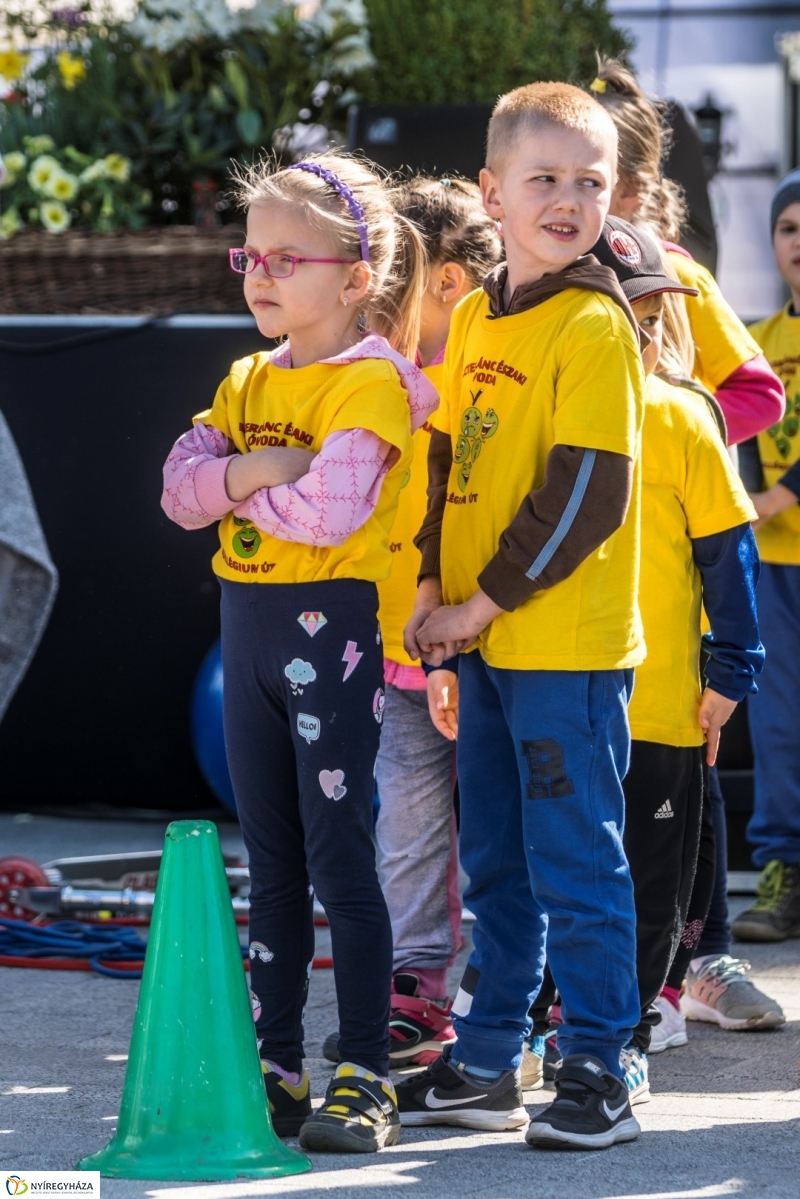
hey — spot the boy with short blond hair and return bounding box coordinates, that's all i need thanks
[399,82,646,1150]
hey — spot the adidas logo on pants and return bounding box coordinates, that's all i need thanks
[654,800,674,819]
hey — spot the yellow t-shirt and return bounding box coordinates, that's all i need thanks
[197,353,413,584]
[434,287,646,671]
[750,303,800,564]
[629,375,757,747]
[377,361,441,665]
[668,252,760,394]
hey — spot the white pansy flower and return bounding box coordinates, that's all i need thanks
[40,200,72,233]
[80,160,107,184]
[28,154,60,193]
[47,169,80,201]
[104,154,131,182]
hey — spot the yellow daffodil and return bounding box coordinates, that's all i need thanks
[0,207,24,239]
[28,154,60,193]
[57,51,86,90]
[23,135,55,156]
[48,169,79,201]
[103,154,131,183]
[0,50,28,83]
[40,200,71,233]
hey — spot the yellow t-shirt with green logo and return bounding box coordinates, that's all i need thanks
[196,353,413,584]
[629,375,757,747]
[668,252,760,394]
[434,287,646,671]
[377,361,441,665]
[750,304,800,564]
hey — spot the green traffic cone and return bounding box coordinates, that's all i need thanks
[78,820,311,1180]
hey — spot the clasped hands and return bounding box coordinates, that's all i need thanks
[402,578,502,668]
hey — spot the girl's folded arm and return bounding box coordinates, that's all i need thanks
[234,427,397,547]
[161,421,238,529]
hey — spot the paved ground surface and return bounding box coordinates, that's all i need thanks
[1,813,799,1199]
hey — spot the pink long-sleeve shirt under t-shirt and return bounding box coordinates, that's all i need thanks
[160,335,439,548]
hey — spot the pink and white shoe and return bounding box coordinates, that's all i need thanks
[389,972,456,1066]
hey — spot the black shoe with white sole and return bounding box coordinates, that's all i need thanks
[525,1054,640,1150]
[395,1049,528,1131]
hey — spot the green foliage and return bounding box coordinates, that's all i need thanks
[0,1,373,225]
[362,0,632,105]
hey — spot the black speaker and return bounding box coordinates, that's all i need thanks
[347,103,492,179]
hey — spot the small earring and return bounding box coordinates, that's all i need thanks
[441,293,448,303]
[341,296,349,307]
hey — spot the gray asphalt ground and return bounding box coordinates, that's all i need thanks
[1,812,799,1199]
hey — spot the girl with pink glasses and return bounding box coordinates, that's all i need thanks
[161,153,436,1153]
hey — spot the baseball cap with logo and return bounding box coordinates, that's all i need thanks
[590,216,699,303]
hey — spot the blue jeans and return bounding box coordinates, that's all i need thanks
[747,563,800,867]
[451,654,639,1077]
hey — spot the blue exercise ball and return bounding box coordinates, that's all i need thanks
[191,639,237,813]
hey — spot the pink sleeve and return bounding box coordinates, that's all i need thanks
[234,428,394,547]
[714,354,786,445]
[161,421,238,529]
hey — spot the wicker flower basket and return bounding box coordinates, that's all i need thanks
[0,227,249,316]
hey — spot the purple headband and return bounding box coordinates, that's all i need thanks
[288,161,370,264]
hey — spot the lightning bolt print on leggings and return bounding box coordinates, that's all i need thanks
[220,577,392,1076]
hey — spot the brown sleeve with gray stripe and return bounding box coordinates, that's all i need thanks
[477,445,633,611]
[415,436,633,611]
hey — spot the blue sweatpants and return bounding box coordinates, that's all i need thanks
[452,653,639,1077]
[220,577,392,1076]
[746,563,800,867]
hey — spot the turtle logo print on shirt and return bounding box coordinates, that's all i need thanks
[454,391,499,492]
[766,394,800,458]
[232,515,262,558]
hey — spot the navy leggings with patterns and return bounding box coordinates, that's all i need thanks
[220,577,392,1076]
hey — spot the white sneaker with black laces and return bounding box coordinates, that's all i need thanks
[525,1054,641,1150]
[394,1049,528,1131]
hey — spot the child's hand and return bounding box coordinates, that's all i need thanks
[698,687,738,766]
[226,447,315,501]
[427,669,459,741]
[404,577,444,661]
[748,483,797,528]
[416,591,503,665]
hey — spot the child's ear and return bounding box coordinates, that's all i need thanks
[340,261,372,307]
[480,168,504,221]
[437,261,470,305]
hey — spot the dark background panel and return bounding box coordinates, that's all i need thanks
[0,321,264,811]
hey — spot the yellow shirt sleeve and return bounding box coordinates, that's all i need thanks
[554,304,643,455]
[193,355,259,438]
[324,359,414,454]
[682,398,758,538]
[668,252,760,390]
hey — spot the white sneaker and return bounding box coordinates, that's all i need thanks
[649,994,688,1053]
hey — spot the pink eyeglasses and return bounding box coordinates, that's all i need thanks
[229,249,359,278]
